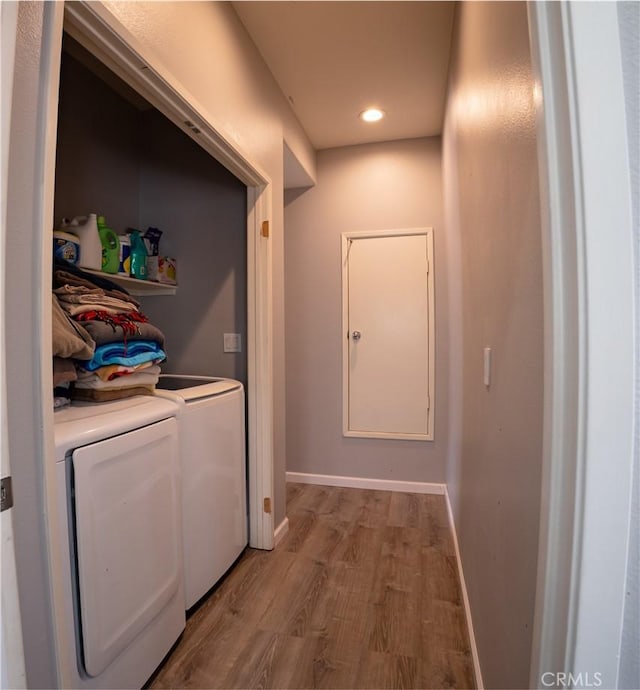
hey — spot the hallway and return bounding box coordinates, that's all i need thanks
[150,483,475,689]
[3,3,636,688]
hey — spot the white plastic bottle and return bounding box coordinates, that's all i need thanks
[61,214,102,270]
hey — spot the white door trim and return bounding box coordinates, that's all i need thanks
[247,185,275,549]
[528,2,635,686]
[341,227,435,441]
[1,1,27,686]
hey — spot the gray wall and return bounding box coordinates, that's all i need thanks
[102,1,318,530]
[139,111,247,382]
[442,3,543,688]
[54,51,247,383]
[284,138,449,483]
[54,50,141,232]
[618,2,640,687]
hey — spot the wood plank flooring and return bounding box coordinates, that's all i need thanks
[149,483,475,689]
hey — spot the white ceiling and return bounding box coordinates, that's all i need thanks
[232,1,455,151]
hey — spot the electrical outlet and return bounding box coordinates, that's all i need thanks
[224,333,242,353]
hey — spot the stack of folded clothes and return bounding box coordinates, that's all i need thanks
[53,259,167,403]
[52,292,95,408]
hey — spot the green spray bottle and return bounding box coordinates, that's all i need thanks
[97,215,120,274]
[129,229,148,280]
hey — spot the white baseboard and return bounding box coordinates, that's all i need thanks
[273,516,289,547]
[444,488,484,689]
[286,471,445,495]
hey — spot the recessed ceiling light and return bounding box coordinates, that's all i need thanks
[360,108,385,123]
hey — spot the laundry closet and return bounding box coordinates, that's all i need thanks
[54,35,248,383]
[48,33,251,689]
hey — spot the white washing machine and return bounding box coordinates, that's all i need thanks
[53,396,185,689]
[155,375,248,609]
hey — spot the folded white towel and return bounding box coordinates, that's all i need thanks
[74,365,161,390]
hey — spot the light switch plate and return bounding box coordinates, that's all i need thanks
[224,333,242,353]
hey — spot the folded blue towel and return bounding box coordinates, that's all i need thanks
[82,340,166,371]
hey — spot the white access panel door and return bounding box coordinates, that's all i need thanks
[72,418,182,678]
[343,229,435,440]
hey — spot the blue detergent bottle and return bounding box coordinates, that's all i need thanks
[129,229,148,280]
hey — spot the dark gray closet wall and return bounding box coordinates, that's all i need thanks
[139,112,247,382]
[54,43,247,383]
[54,51,141,231]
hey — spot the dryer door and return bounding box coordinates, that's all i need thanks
[72,417,181,677]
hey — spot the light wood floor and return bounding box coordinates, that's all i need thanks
[149,483,475,689]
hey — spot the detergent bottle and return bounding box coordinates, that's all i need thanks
[60,214,102,270]
[118,234,131,275]
[97,215,120,274]
[129,230,148,280]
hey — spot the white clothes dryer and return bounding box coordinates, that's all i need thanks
[155,375,248,609]
[53,396,185,689]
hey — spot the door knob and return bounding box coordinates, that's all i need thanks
[351,330,362,341]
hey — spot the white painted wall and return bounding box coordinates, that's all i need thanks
[284,138,449,483]
[442,3,543,687]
